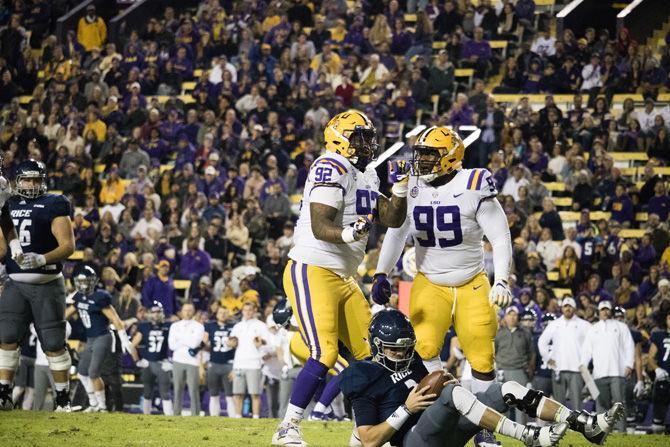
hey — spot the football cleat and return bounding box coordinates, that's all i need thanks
[54,389,72,413]
[0,384,13,411]
[474,429,501,447]
[272,421,307,446]
[567,402,624,445]
[83,405,100,413]
[349,426,362,447]
[308,410,335,421]
[522,422,568,447]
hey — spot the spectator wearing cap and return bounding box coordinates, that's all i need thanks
[198,166,224,198]
[650,278,670,311]
[495,306,535,423]
[77,5,107,52]
[142,259,178,319]
[580,300,634,431]
[539,296,592,411]
[190,275,214,313]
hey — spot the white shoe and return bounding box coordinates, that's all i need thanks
[54,404,72,413]
[523,422,568,447]
[348,426,362,446]
[272,422,307,446]
[83,405,99,413]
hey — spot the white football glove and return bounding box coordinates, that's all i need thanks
[489,280,512,308]
[633,380,645,398]
[136,359,149,369]
[655,367,669,381]
[161,360,173,372]
[118,329,133,355]
[9,239,23,265]
[19,252,46,270]
[342,214,373,243]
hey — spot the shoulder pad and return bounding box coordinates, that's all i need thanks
[340,360,384,397]
[309,156,350,185]
[47,194,72,217]
[94,290,112,308]
[464,168,497,197]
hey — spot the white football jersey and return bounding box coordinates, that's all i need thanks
[404,168,498,286]
[289,152,380,277]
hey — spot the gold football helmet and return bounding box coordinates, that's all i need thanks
[323,109,378,171]
[411,126,465,181]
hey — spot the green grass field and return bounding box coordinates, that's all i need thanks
[0,413,667,447]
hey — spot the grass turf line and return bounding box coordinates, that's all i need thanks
[0,412,667,446]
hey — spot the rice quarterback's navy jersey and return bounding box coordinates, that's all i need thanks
[73,290,113,339]
[205,321,235,364]
[340,357,428,446]
[6,194,71,276]
[650,330,670,371]
[137,321,171,362]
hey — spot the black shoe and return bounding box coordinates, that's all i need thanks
[567,402,624,445]
[0,384,12,411]
[54,389,72,412]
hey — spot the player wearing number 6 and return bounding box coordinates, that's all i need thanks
[0,159,76,411]
[373,126,512,408]
[273,110,409,446]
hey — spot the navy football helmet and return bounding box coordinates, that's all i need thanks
[15,159,47,198]
[368,309,416,373]
[541,312,557,329]
[520,309,538,330]
[73,264,98,295]
[613,306,625,320]
[149,301,165,324]
[272,298,293,329]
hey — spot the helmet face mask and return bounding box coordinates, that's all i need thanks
[15,160,47,199]
[149,306,165,324]
[411,126,465,181]
[368,309,417,374]
[347,126,379,170]
[412,146,442,177]
[74,267,98,295]
[324,110,378,171]
[372,336,416,373]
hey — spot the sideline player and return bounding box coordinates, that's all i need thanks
[132,302,174,415]
[203,307,236,417]
[65,265,136,412]
[0,160,74,411]
[272,110,409,446]
[373,127,511,391]
[341,309,624,447]
[647,312,670,433]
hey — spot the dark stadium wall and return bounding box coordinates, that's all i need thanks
[617,0,670,43]
[557,0,620,40]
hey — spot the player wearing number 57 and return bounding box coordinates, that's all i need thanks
[374,126,513,399]
[273,110,409,446]
[0,159,76,412]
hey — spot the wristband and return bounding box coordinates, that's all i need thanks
[386,404,411,430]
[341,227,357,243]
[391,181,409,198]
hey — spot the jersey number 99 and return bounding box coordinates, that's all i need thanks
[413,205,463,248]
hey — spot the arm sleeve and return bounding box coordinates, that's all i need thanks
[580,328,593,367]
[375,217,411,274]
[538,322,554,361]
[351,396,380,428]
[476,198,512,283]
[168,323,179,351]
[621,323,635,370]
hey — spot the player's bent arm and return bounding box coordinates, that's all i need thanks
[131,331,143,349]
[376,218,410,274]
[45,216,75,263]
[0,203,19,255]
[634,342,643,380]
[64,305,77,320]
[102,306,139,361]
[357,424,397,447]
[310,202,349,243]
[476,198,512,283]
[376,194,407,228]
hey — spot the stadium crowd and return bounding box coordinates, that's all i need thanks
[0,0,669,432]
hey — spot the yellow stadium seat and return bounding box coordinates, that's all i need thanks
[193,69,203,78]
[303,27,312,35]
[547,271,559,281]
[589,211,611,221]
[95,164,106,174]
[37,70,44,79]
[613,94,643,103]
[551,197,573,207]
[545,182,566,192]
[182,81,196,91]
[619,229,646,238]
[620,167,639,176]
[653,167,670,176]
[19,96,32,104]
[159,164,173,173]
[173,279,191,290]
[69,250,84,260]
[432,41,447,49]
[359,95,370,104]
[553,288,573,298]
[636,212,648,222]
[608,152,648,162]
[558,211,579,221]
[455,68,475,77]
[290,194,302,204]
[658,93,670,101]
[404,14,417,21]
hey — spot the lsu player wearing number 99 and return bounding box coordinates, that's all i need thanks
[272,110,409,446]
[0,159,75,411]
[373,126,513,443]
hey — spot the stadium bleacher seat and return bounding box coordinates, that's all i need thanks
[619,229,646,238]
[552,288,572,298]
[173,279,191,290]
[545,182,566,192]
